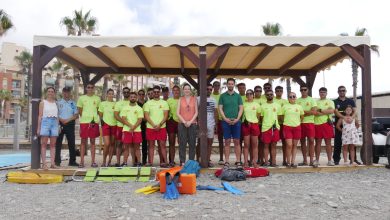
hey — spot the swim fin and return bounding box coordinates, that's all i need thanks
[143,186,160,195]
[135,185,153,194]
[163,172,179,199]
[196,185,224,191]
[222,182,244,195]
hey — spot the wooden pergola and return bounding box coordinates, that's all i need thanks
[31,36,373,168]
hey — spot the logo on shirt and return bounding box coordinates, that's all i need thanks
[273,107,276,112]
[159,105,162,109]
[325,102,328,106]
[252,106,256,110]
[295,108,298,112]
[306,102,310,106]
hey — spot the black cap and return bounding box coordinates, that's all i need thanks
[63,87,72,92]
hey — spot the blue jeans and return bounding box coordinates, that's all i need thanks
[40,117,59,137]
[221,120,241,139]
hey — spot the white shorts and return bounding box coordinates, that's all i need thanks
[207,124,215,139]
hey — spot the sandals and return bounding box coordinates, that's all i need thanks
[42,164,49,170]
[298,162,308,166]
[91,163,98,168]
[218,160,225,165]
[160,163,169,168]
[50,164,58,169]
[78,163,85,168]
[120,163,127,167]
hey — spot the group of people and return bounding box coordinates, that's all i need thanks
[36,78,360,169]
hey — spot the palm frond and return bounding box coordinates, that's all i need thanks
[355,27,367,36]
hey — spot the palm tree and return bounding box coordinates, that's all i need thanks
[60,9,98,98]
[341,28,379,102]
[0,9,14,37]
[47,58,71,91]
[0,89,12,121]
[14,51,32,138]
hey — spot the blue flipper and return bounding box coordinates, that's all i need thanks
[222,182,244,195]
[163,172,179,200]
[197,185,224,191]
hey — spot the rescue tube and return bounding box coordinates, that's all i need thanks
[7,172,63,184]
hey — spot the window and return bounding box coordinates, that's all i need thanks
[12,80,21,89]
[2,78,7,89]
[12,90,21,98]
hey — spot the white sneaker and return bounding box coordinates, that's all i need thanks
[327,161,335,166]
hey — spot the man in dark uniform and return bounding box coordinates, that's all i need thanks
[55,87,79,166]
[333,85,361,165]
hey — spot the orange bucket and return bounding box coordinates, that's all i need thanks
[159,172,196,194]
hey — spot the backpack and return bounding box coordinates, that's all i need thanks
[218,167,246,182]
[181,160,201,177]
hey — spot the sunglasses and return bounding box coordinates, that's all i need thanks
[338,90,346,92]
[300,89,308,92]
[87,86,94,89]
[153,91,160,94]
[123,91,130,94]
[289,96,296,99]
[207,88,213,91]
[266,94,273,96]
[275,90,283,92]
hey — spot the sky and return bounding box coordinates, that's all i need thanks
[1,0,389,99]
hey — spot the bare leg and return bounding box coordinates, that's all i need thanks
[243,136,250,167]
[103,136,110,165]
[148,140,155,165]
[40,137,49,169]
[315,138,322,161]
[233,138,241,163]
[258,138,264,164]
[134,143,141,165]
[224,138,231,163]
[159,140,167,165]
[282,139,287,164]
[285,139,292,165]
[300,138,307,164]
[107,136,115,165]
[308,137,315,164]
[207,138,213,162]
[291,139,299,165]
[263,143,270,165]
[90,138,96,165]
[343,145,348,163]
[251,135,259,167]
[116,141,122,165]
[168,132,176,163]
[270,142,277,165]
[349,144,356,164]
[325,139,332,161]
[49,137,57,167]
[80,138,87,166]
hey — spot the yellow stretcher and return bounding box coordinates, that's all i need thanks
[7,172,63,184]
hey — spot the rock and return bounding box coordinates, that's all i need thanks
[129,208,136,213]
[326,201,338,208]
[257,184,265,188]
[240,208,247,213]
[153,207,163,212]
[121,204,129,208]
[165,212,178,218]
[368,205,380,210]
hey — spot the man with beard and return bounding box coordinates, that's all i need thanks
[166,85,180,166]
[218,78,243,165]
[274,86,289,166]
[211,81,224,165]
[114,87,131,166]
[137,89,148,165]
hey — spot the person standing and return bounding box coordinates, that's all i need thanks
[114,87,131,166]
[147,88,154,101]
[274,86,289,166]
[98,89,117,167]
[77,83,101,168]
[137,89,148,165]
[237,83,247,103]
[55,87,79,167]
[167,85,180,166]
[196,84,218,167]
[260,90,282,167]
[218,78,243,165]
[254,86,265,105]
[162,87,170,101]
[143,85,169,167]
[333,86,360,165]
[296,85,317,166]
[177,84,198,165]
[121,92,144,166]
[37,87,59,169]
[211,81,224,165]
[281,92,304,168]
[314,87,335,166]
[242,89,261,168]
[254,85,265,165]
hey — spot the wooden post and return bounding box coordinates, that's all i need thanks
[361,45,373,165]
[31,46,43,169]
[199,46,208,168]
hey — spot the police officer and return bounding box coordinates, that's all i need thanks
[55,87,79,166]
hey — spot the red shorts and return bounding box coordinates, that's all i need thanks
[122,131,142,144]
[146,128,167,141]
[102,123,117,136]
[242,123,260,136]
[166,119,178,134]
[283,125,302,140]
[301,123,315,138]
[261,128,280,144]
[116,126,123,141]
[80,123,100,139]
[315,123,334,139]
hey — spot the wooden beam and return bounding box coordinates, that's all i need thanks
[85,67,309,77]
[56,51,87,72]
[176,46,200,68]
[361,45,373,165]
[278,45,320,75]
[207,75,218,84]
[39,46,64,68]
[182,74,198,90]
[246,46,274,74]
[89,73,105,85]
[309,51,346,73]
[198,46,208,168]
[214,46,229,74]
[292,76,305,87]
[205,45,229,68]
[86,46,119,72]
[180,51,185,74]
[341,45,365,68]
[305,73,317,96]
[133,46,152,73]
[31,46,44,169]
[80,71,90,94]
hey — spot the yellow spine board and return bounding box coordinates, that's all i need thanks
[7,172,63,184]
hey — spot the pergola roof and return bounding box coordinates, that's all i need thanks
[33,36,370,79]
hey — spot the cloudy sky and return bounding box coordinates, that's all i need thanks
[1,0,389,98]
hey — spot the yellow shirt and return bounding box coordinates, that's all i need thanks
[98,101,117,126]
[260,102,282,132]
[296,96,317,124]
[243,101,261,123]
[314,98,335,125]
[120,105,144,132]
[114,100,130,127]
[282,103,304,127]
[77,95,101,124]
[167,98,179,122]
[143,99,169,128]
